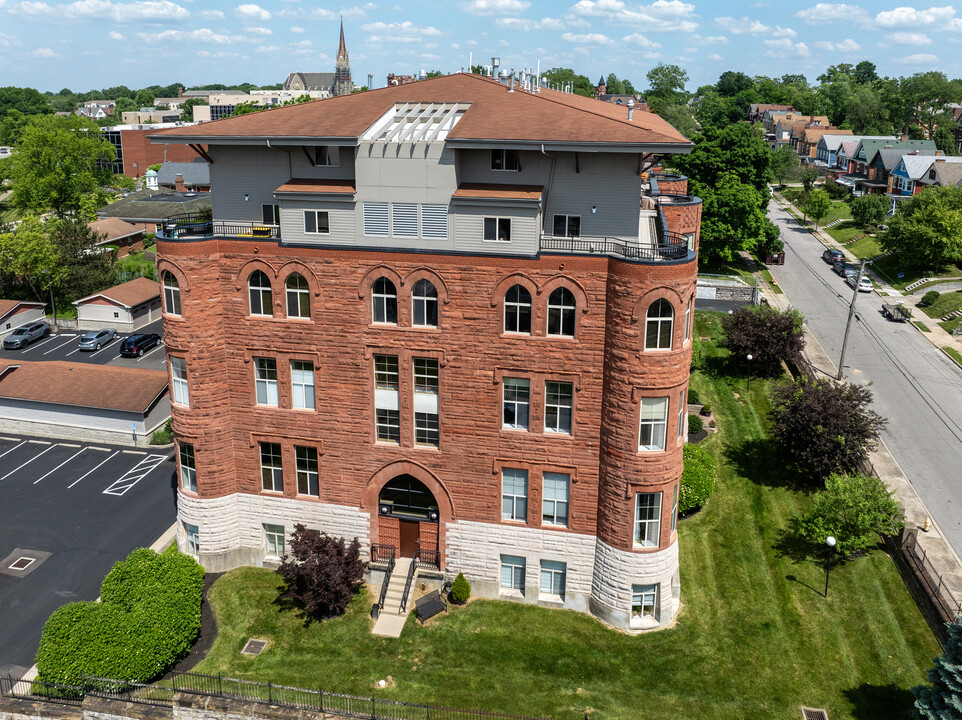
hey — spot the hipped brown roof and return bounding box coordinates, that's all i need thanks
[453,183,543,200]
[88,217,143,243]
[275,179,357,194]
[152,73,689,147]
[0,360,168,413]
[74,276,160,309]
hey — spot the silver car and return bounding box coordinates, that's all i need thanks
[77,329,117,351]
[2,321,51,349]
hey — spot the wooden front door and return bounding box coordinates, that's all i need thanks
[399,520,419,558]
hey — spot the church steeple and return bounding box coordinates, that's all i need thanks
[332,17,353,96]
[338,17,347,59]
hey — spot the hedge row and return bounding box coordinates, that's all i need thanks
[35,547,204,685]
[680,443,717,514]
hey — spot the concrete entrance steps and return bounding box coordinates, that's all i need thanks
[372,557,413,638]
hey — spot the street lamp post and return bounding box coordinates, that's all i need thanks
[824,536,836,598]
[746,353,753,392]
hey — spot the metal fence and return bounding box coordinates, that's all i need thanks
[541,234,690,262]
[898,529,962,627]
[0,675,85,706]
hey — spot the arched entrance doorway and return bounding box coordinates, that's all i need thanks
[378,475,440,559]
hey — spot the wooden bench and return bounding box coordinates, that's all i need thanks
[414,589,447,624]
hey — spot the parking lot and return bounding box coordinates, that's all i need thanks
[0,319,166,372]
[0,433,177,677]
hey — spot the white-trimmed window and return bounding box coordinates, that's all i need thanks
[683,232,695,252]
[502,378,530,430]
[295,446,319,496]
[544,382,573,434]
[286,273,311,318]
[184,523,199,555]
[547,287,576,338]
[179,442,196,492]
[483,217,511,242]
[162,272,181,316]
[671,483,679,534]
[645,299,674,350]
[676,390,686,440]
[248,270,273,317]
[631,584,659,622]
[491,149,519,171]
[363,201,390,236]
[684,297,692,342]
[304,210,330,234]
[413,357,439,448]
[260,442,283,492]
[542,472,569,527]
[412,279,438,327]
[264,523,286,557]
[639,397,668,451]
[262,204,280,225]
[540,560,566,598]
[552,214,581,238]
[634,492,662,547]
[374,354,400,444]
[501,468,528,521]
[501,554,526,592]
[372,277,397,324]
[391,203,419,238]
[254,357,279,406]
[504,285,532,334]
[291,360,315,410]
[170,356,189,407]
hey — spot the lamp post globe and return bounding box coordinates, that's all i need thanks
[824,536,837,598]
[746,353,753,391]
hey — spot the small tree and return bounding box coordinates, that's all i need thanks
[276,524,364,619]
[801,166,819,192]
[680,443,716,514]
[914,621,962,718]
[770,377,887,481]
[450,572,471,604]
[804,189,831,229]
[798,472,903,556]
[721,304,805,376]
[850,194,887,228]
[770,145,798,186]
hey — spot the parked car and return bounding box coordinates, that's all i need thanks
[119,333,162,357]
[2,321,51,349]
[846,274,873,293]
[77,329,117,351]
[822,248,845,264]
[833,260,858,277]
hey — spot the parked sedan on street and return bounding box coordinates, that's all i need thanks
[822,248,844,264]
[119,333,162,357]
[77,329,117,351]
[846,274,874,293]
[2,321,51,349]
[833,260,858,277]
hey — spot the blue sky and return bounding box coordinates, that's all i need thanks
[2,0,961,93]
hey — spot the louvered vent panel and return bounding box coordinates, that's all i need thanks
[421,204,449,240]
[363,202,389,237]
[391,203,419,238]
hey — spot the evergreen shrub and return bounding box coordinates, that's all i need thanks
[450,572,471,604]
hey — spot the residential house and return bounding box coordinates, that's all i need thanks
[930,159,962,188]
[0,300,46,338]
[149,72,701,632]
[865,147,938,195]
[849,139,933,195]
[73,277,162,332]
[157,159,210,192]
[76,100,115,119]
[889,154,962,200]
[748,103,793,124]
[797,126,848,160]
[96,188,211,234]
[817,134,895,173]
[88,217,145,257]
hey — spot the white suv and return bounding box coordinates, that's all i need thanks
[2,321,51,349]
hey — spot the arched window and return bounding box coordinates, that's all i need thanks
[285,273,310,319]
[645,298,674,350]
[412,279,438,327]
[162,271,181,316]
[248,270,273,317]
[504,284,532,334]
[372,277,397,324]
[547,287,576,337]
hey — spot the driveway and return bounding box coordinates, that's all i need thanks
[0,434,177,678]
[766,199,962,556]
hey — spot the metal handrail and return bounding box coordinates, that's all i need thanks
[398,553,419,614]
[159,213,279,241]
[377,550,395,611]
[541,233,690,262]
[370,543,395,564]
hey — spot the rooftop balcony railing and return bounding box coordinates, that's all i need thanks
[158,212,279,240]
[540,232,690,262]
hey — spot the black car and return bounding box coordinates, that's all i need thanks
[119,333,162,357]
[822,248,844,264]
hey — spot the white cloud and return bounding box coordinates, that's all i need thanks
[562,31,613,43]
[291,39,311,47]
[899,52,940,64]
[496,16,563,30]
[245,25,272,35]
[461,0,530,15]
[764,37,810,57]
[31,46,59,56]
[235,3,269,20]
[621,32,661,48]
[875,5,956,27]
[278,6,334,19]
[715,17,771,34]
[200,9,224,18]
[11,0,189,22]
[887,31,930,45]
[693,33,727,45]
[256,44,280,51]
[139,27,248,43]
[772,26,796,37]
[290,25,305,32]
[706,52,723,60]
[108,30,123,39]
[794,3,868,24]
[0,32,17,47]
[570,0,697,32]
[814,38,860,51]
[361,20,441,42]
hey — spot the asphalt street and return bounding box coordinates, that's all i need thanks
[766,199,962,555]
[0,319,165,371]
[0,434,177,678]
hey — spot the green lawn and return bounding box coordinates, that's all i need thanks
[919,290,962,320]
[189,312,938,720]
[821,200,853,226]
[944,347,962,366]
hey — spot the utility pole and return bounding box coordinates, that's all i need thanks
[836,258,869,381]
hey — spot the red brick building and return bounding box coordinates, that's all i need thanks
[152,73,701,631]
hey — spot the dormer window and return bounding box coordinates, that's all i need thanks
[315,146,340,167]
[491,149,519,172]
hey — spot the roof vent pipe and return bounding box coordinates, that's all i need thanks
[492,57,500,79]
[418,69,427,80]
[509,69,515,92]
[627,97,635,122]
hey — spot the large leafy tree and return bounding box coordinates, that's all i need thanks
[11,114,116,216]
[804,189,831,229]
[850,194,888,228]
[879,186,962,270]
[715,71,753,97]
[721,304,805,376]
[276,524,365,619]
[695,173,767,261]
[770,377,886,482]
[50,215,114,302]
[914,621,962,718]
[543,67,594,97]
[770,145,798,185]
[675,122,772,192]
[0,215,66,305]
[646,63,688,109]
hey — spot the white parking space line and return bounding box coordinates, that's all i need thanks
[90,337,123,357]
[1,443,59,480]
[0,440,27,459]
[27,440,51,445]
[43,337,78,355]
[69,450,119,488]
[0,436,20,442]
[103,454,168,496]
[34,447,87,484]
[20,336,58,352]
[136,343,165,362]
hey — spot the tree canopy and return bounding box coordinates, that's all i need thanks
[721,304,805,376]
[879,186,962,270]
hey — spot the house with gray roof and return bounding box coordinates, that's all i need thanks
[157,158,210,192]
[96,189,211,233]
[889,154,962,200]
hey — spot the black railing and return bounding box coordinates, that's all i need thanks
[159,213,279,241]
[541,233,689,262]
[81,675,174,707]
[416,549,440,570]
[377,549,396,611]
[399,556,419,614]
[371,543,396,564]
[0,675,85,706]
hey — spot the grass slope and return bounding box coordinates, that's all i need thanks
[191,313,938,720]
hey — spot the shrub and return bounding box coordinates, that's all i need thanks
[150,417,172,445]
[914,621,962,718]
[680,443,717,514]
[824,181,851,200]
[35,547,203,685]
[850,194,887,228]
[798,472,904,556]
[450,572,471,604]
[770,376,886,482]
[721,304,806,377]
[919,290,940,308]
[700,404,712,416]
[688,414,704,434]
[687,388,700,405]
[276,524,365,620]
